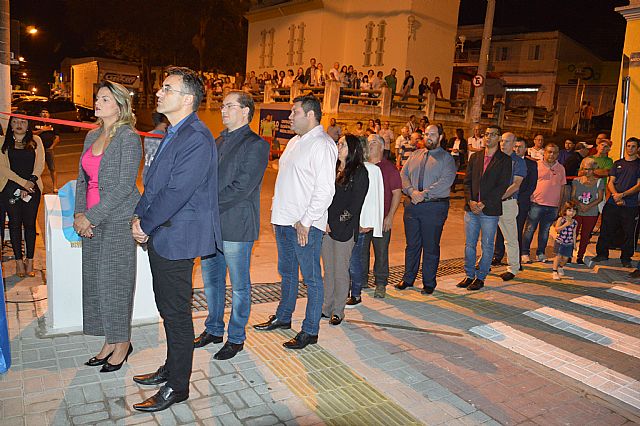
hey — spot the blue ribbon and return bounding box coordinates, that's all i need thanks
[58,180,82,244]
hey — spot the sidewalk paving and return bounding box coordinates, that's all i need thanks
[3,241,640,425]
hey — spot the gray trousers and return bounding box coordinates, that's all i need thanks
[362,229,392,286]
[321,234,354,319]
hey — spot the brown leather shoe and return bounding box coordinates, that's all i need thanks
[193,331,223,348]
[133,385,188,412]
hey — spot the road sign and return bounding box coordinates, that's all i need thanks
[472,74,485,87]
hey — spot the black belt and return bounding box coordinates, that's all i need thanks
[419,197,450,203]
[502,197,516,201]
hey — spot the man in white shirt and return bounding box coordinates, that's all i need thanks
[527,134,545,161]
[467,124,484,160]
[329,62,340,82]
[378,121,394,159]
[253,94,338,350]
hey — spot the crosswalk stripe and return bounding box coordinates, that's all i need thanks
[524,307,640,359]
[608,286,640,301]
[571,296,640,324]
[470,322,640,410]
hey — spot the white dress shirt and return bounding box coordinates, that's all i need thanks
[271,125,338,231]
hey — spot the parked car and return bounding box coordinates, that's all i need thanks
[590,109,613,132]
[10,98,81,132]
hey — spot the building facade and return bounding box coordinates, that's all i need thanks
[611,0,640,159]
[453,26,620,129]
[245,0,460,98]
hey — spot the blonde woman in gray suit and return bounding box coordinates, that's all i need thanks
[74,81,142,372]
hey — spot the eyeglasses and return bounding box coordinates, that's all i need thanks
[485,132,500,137]
[160,85,191,95]
[220,103,243,111]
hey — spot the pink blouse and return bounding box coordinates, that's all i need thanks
[81,147,103,209]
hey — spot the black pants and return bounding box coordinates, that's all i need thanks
[596,203,638,261]
[5,187,40,259]
[362,229,392,286]
[495,200,530,260]
[148,239,195,393]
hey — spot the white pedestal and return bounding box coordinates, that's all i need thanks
[44,195,159,334]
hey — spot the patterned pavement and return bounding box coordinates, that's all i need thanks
[2,219,640,425]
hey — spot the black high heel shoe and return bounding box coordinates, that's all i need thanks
[100,344,133,373]
[85,351,114,367]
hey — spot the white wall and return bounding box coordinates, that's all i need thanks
[245,0,460,96]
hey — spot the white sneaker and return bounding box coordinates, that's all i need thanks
[558,267,564,276]
[552,271,560,280]
[521,255,531,264]
[537,254,548,263]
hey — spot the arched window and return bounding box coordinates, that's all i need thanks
[375,20,386,66]
[363,21,375,66]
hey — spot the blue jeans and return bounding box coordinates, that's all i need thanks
[274,225,324,336]
[403,201,449,288]
[349,233,366,298]
[521,203,558,257]
[464,211,500,281]
[202,241,254,344]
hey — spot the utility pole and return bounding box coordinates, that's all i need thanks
[0,0,10,134]
[470,0,496,124]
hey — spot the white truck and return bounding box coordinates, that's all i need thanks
[71,58,141,112]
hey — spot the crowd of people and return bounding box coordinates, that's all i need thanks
[1,65,638,415]
[205,60,447,102]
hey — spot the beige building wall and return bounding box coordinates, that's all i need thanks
[611,1,640,159]
[245,0,459,96]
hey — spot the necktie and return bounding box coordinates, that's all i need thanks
[417,151,429,192]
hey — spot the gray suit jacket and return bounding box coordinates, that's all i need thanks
[217,124,270,241]
[75,126,142,225]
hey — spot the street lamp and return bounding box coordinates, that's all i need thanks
[456,35,466,53]
[26,26,38,35]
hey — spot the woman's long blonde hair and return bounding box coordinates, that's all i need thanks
[96,80,136,140]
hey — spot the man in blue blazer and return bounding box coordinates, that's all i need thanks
[193,91,269,360]
[131,67,222,412]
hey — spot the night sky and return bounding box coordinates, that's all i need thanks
[9,0,630,93]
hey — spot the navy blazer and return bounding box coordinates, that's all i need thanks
[217,124,270,242]
[519,156,538,205]
[134,113,222,260]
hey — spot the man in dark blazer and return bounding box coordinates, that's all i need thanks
[193,91,269,360]
[457,125,512,291]
[131,67,222,412]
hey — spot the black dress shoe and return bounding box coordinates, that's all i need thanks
[283,331,318,349]
[214,341,244,360]
[456,277,473,288]
[421,286,435,294]
[590,255,609,262]
[394,282,413,290]
[467,278,485,291]
[133,385,188,412]
[329,315,342,325]
[133,365,169,385]
[621,259,632,268]
[253,315,292,331]
[85,351,114,367]
[629,269,640,279]
[193,331,223,348]
[100,344,133,373]
[500,272,515,282]
[321,313,330,320]
[491,258,503,266]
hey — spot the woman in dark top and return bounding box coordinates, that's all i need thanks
[321,135,369,325]
[0,111,45,277]
[418,77,430,102]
